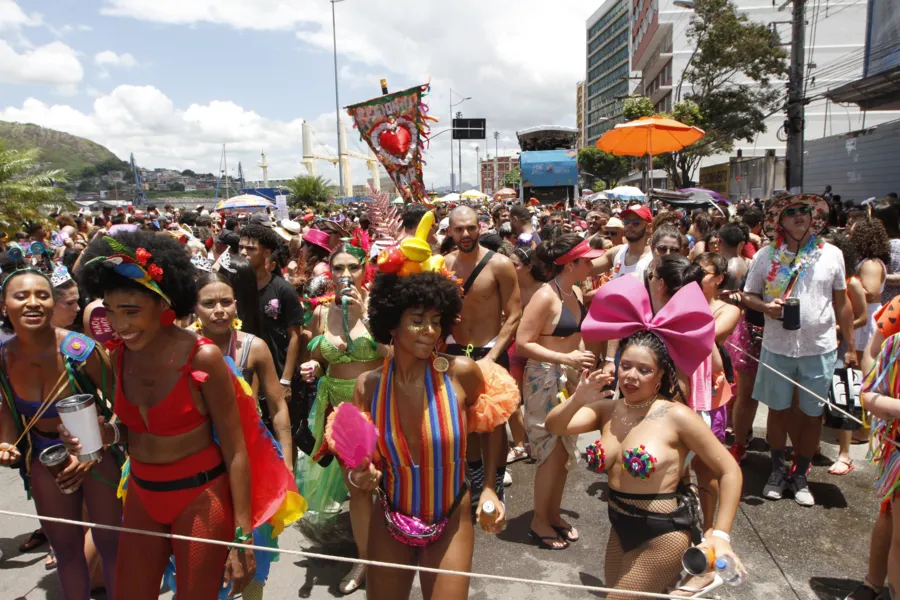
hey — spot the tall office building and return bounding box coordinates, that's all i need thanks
[576,81,586,149]
[633,0,899,164]
[585,0,635,148]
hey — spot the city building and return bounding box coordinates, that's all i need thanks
[480,155,517,196]
[632,0,900,172]
[576,81,587,149]
[585,0,636,147]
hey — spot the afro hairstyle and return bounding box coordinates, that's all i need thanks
[77,231,198,318]
[367,271,463,345]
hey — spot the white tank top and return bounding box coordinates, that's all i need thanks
[612,247,653,280]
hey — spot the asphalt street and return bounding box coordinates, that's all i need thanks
[0,407,881,600]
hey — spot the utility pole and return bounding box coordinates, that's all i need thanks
[785,0,806,192]
[450,94,455,192]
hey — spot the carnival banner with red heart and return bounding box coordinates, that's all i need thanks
[346,83,435,204]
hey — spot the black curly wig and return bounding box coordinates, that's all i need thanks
[367,271,463,345]
[76,231,198,318]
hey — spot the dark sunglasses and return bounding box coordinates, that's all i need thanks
[655,245,681,255]
[782,205,812,218]
[623,218,644,227]
[604,230,620,236]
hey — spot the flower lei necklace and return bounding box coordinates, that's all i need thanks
[764,234,824,298]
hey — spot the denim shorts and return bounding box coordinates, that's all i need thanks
[752,347,838,417]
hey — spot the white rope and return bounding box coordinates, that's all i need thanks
[0,507,720,600]
[724,340,900,451]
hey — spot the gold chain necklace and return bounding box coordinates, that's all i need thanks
[623,395,657,410]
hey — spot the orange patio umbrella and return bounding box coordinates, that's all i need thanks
[596,116,705,189]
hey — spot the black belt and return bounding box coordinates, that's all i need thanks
[131,462,226,492]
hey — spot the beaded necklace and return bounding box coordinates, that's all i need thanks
[764,233,824,298]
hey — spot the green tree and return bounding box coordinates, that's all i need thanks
[662,0,788,187]
[0,146,68,228]
[503,166,521,188]
[578,146,631,191]
[623,96,655,121]
[286,175,334,209]
[181,169,196,177]
[592,180,607,193]
[169,182,185,192]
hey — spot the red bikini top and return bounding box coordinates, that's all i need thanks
[112,337,212,436]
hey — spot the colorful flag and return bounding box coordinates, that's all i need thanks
[346,84,435,204]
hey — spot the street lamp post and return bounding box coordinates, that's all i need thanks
[449,89,471,192]
[456,111,463,191]
[331,0,346,199]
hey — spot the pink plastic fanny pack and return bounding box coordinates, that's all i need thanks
[378,489,447,547]
[377,484,466,547]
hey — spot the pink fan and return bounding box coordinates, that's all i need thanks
[331,403,378,469]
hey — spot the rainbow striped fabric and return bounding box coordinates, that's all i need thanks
[372,359,466,524]
[863,333,900,502]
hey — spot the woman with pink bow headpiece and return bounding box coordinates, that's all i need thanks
[546,268,745,598]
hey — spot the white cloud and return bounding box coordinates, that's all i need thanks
[95,50,138,69]
[96,0,587,186]
[0,40,84,88]
[0,0,42,31]
[0,85,336,183]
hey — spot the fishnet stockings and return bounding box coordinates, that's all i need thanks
[603,496,690,600]
[115,475,234,600]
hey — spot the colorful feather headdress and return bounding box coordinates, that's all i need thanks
[84,236,172,305]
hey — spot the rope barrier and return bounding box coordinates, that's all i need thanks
[0,507,720,599]
[724,340,900,451]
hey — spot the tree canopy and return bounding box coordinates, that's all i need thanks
[578,147,631,191]
[286,175,334,209]
[0,146,68,229]
[662,0,788,187]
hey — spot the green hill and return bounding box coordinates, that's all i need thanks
[0,121,125,177]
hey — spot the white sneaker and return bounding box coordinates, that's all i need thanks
[762,468,788,500]
[789,475,815,507]
[503,470,512,487]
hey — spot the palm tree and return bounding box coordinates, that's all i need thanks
[0,146,68,229]
[285,175,335,211]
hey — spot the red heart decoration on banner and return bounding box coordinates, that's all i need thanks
[379,125,411,157]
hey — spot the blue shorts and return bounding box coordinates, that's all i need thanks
[752,348,838,417]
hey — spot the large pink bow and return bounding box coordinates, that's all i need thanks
[582,275,714,375]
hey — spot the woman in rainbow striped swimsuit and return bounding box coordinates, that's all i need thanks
[345,269,517,600]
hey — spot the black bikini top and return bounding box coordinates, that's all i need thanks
[549,282,587,338]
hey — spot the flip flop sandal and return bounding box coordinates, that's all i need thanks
[828,458,855,476]
[672,573,723,597]
[18,529,48,553]
[528,529,568,550]
[44,553,57,571]
[552,524,579,543]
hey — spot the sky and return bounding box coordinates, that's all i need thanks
[0,0,588,190]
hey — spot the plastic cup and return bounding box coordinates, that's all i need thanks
[56,394,104,463]
[39,445,77,495]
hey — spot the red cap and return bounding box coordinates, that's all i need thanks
[620,205,652,222]
[554,239,605,265]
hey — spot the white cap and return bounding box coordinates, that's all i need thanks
[606,217,624,229]
[280,219,301,234]
[438,217,450,232]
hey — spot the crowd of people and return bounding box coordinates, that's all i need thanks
[0,188,898,599]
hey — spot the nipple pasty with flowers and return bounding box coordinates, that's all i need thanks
[622,445,657,479]
[585,441,606,473]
